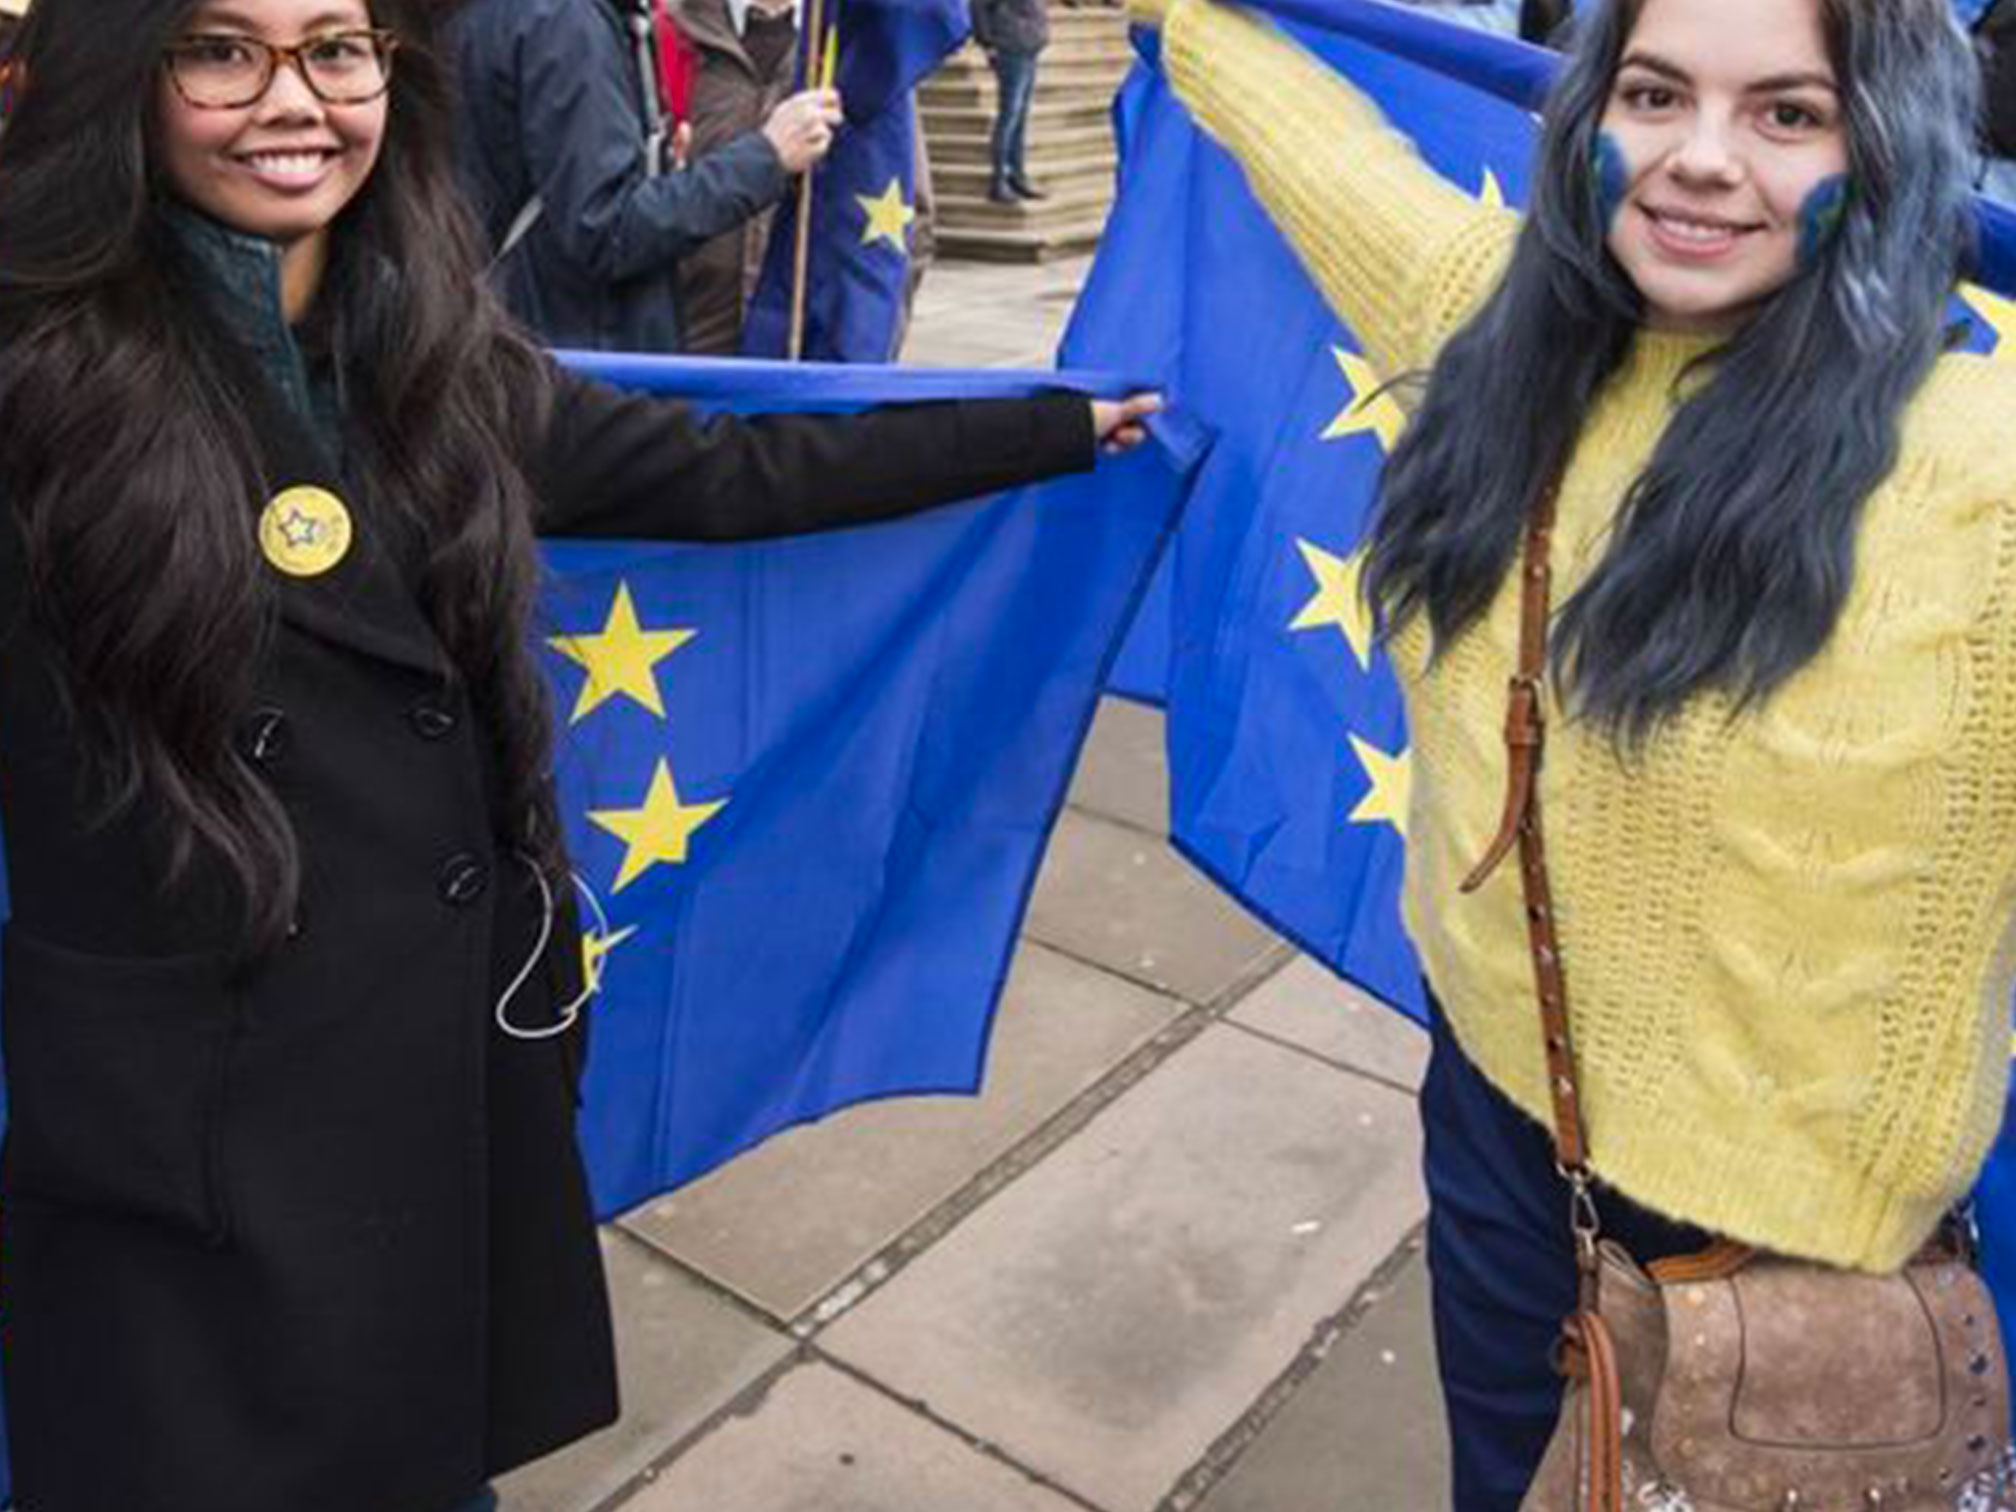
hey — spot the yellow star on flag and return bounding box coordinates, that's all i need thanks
[549,583,696,723]
[1964,283,2016,360]
[582,924,639,994]
[591,759,729,892]
[1321,347,1406,454]
[1477,169,1505,209]
[1346,734,1412,837]
[1289,539,1375,671]
[857,179,917,253]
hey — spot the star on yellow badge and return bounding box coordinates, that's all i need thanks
[1320,347,1406,454]
[1289,539,1375,671]
[1346,734,1412,837]
[549,583,696,724]
[857,178,917,253]
[582,924,639,994]
[591,759,728,892]
[258,486,353,578]
[1964,283,2016,359]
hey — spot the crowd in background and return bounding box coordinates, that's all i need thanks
[3,0,2016,339]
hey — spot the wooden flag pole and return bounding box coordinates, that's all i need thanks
[786,0,836,362]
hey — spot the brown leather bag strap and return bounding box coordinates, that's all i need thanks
[1459,477,1590,1175]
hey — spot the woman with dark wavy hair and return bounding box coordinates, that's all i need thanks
[1133,0,2013,1504]
[0,0,1156,1507]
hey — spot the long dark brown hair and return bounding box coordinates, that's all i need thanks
[0,0,563,953]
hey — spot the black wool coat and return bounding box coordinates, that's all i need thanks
[0,219,1094,1512]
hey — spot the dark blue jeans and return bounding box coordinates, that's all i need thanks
[447,1491,497,1512]
[1420,992,1708,1512]
[988,48,1040,183]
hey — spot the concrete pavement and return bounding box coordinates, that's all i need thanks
[496,256,1452,1512]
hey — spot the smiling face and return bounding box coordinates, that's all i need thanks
[1597,0,1849,334]
[153,0,388,257]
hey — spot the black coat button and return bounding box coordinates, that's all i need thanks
[239,707,290,766]
[408,702,458,741]
[437,853,490,907]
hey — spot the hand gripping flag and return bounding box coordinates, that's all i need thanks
[740,0,968,362]
[1061,0,2016,1335]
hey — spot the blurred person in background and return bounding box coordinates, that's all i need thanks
[973,0,1047,202]
[1520,0,1571,42]
[1977,0,2016,205]
[0,0,26,122]
[669,0,798,353]
[451,0,841,351]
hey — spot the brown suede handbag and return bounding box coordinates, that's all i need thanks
[1463,476,2016,1512]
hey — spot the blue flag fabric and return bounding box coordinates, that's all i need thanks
[1063,0,2016,1332]
[0,357,1196,1501]
[741,0,969,362]
[543,354,1197,1215]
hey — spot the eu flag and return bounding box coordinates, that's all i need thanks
[0,358,1196,1498]
[741,0,969,362]
[543,354,1197,1214]
[1063,0,2016,1330]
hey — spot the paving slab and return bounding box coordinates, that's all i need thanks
[901,257,1092,370]
[1024,807,1286,1005]
[1065,696,1170,836]
[496,1231,793,1512]
[621,942,1183,1321]
[625,1362,1087,1512]
[1195,1246,1450,1512]
[1229,956,1430,1092]
[820,1024,1428,1512]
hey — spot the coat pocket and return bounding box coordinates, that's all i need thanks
[1,926,239,1243]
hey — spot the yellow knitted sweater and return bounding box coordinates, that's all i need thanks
[1161,0,2016,1271]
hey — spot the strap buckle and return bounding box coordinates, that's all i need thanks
[1505,673,1545,750]
[1560,1163,1602,1272]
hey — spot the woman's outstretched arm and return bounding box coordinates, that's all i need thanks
[533,368,1115,542]
[1140,0,1517,377]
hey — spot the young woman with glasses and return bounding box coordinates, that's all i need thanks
[1131,0,2012,1505]
[0,2,1157,1508]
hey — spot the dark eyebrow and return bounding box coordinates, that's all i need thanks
[1617,50,1838,97]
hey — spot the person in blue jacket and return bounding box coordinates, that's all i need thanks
[451,0,840,352]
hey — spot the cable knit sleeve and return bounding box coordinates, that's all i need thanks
[1158,0,1518,377]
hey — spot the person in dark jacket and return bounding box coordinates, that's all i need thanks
[972,0,1048,202]
[1978,0,2016,206]
[0,0,24,120]
[0,2,1157,1509]
[1518,0,1571,43]
[450,0,840,352]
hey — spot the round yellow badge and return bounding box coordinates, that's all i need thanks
[258,486,354,579]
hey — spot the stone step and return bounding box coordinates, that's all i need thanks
[926,120,1115,165]
[934,214,1109,262]
[931,153,1115,198]
[919,78,1124,115]
[937,175,1115,222]
[935,34,1129,70]
[918,97,1116,135]
[920,56,1129,102]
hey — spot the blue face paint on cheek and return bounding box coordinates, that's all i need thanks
[1797,175,1850,268]
[1592,132,1631,229]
